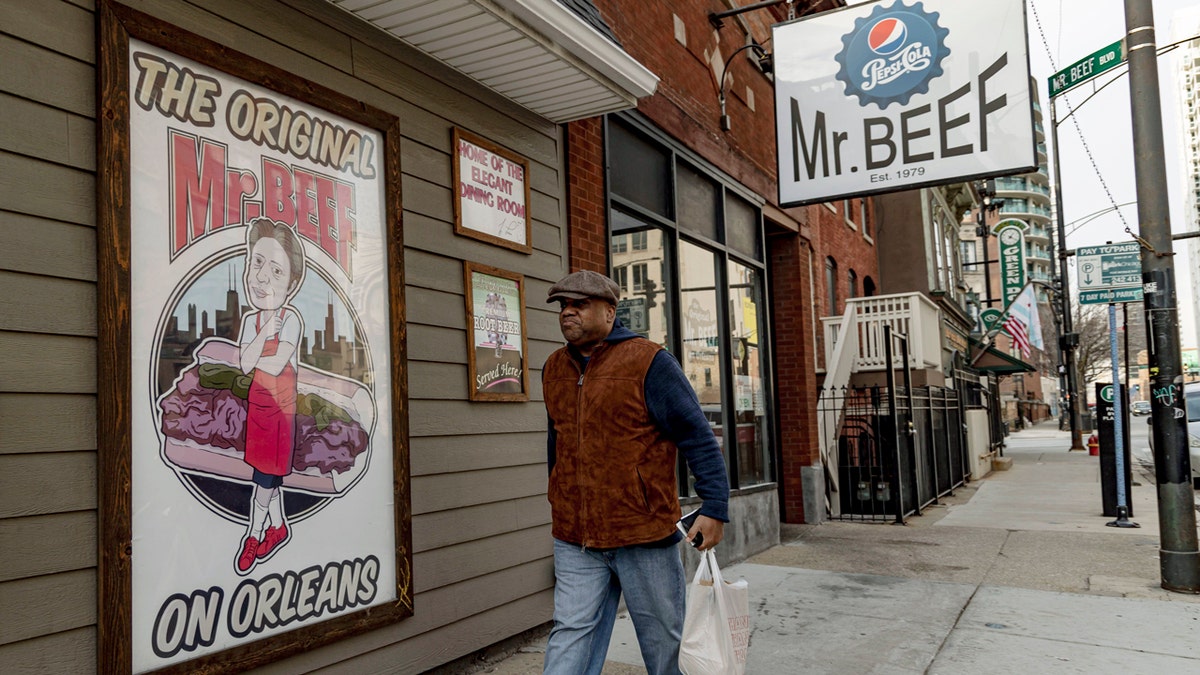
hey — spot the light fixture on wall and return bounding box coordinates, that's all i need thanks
[718,41,772,132]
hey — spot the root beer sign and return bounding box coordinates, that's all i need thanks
[114,30,410,673]
[463,263,529,402]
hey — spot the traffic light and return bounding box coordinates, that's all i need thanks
[644,278,658,309]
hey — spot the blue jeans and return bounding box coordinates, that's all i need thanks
[544,538,685,675]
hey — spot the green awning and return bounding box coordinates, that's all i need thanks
[968,336,1035,374]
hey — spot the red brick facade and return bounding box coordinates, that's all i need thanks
[566,117,607,273]
[768,232,819,522]
[566,0,881,523]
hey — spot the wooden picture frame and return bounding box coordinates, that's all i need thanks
[98,2,412,673]
[463,263,530,402]
[452,128,533,254]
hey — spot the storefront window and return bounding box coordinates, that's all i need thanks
[725,193,761,261]
[606,113,773,492]
[612,211,668,347]
[609,119,671,218]
[728,260,768,485]
[680,240,725,480]
[677,161,719,242]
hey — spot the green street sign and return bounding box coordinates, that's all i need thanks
[1079,287,1144,305]
[1076,242,1141,305]
[1048,39,1125,98]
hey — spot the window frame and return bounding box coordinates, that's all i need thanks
[603,112,775,492]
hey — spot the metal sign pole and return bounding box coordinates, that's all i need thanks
[1123,0,1198,590]
[1049,98,1083,450]
[1106,303,1137,528]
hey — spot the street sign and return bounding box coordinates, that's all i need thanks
[1048,39,1125,98]
[1080,287,1144,305]
[1076,241,1142,304]
[1099,384,1114,404]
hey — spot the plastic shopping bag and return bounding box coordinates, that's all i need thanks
[679,549,750,675]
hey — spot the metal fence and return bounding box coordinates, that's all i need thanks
[817,385,901,522]
[817,325,971,522]
[818,382,969,523]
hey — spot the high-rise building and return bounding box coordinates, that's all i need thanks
[1173,8,1200,352]
[994,93,1055,305]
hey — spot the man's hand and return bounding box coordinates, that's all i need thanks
[688,515,724,551]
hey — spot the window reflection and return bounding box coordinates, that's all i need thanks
[680,241,725,482]
[610,219,668,347]
[729,260,768,485]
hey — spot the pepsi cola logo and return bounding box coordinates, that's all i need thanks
[835,1,949,108]
[868,18,908,56]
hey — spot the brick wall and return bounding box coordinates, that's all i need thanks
[566,117,607,273]
[769,231,819,522]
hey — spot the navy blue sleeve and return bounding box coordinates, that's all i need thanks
[644,350,730,522]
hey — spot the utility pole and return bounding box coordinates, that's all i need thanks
[1050,101,1084,451]
[1124,0,1199,592]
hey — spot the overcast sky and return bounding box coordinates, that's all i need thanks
[1024,0,1200,348]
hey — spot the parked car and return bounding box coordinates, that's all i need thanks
[1131,400,1151,416]
[1146,382,1200,486]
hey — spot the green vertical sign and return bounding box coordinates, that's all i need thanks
[993,218,1028,307]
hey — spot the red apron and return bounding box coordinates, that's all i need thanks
[245,310,297,477]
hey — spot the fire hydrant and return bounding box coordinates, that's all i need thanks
[1087,434,1099,456]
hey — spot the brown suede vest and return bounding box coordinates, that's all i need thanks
[543,337,682,548]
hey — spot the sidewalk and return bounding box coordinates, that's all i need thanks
[482,421,1200,674]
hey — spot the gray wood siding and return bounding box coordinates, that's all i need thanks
[0,0,567,672]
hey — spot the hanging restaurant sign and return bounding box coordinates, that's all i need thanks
[773,0,1037,206]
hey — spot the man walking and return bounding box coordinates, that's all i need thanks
[541,270,730,675]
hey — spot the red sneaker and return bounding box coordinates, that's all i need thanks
[256,523,289,560]
[237,537,259,573]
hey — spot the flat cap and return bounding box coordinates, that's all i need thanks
[547,270,620,305]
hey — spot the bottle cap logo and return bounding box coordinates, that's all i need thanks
[835,1,950,108]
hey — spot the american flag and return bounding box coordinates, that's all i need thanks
[1003,313,1032,359]
[999,283,1043,359]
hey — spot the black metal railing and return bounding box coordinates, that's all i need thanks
[819,385,900,522]
[818,382,969,523]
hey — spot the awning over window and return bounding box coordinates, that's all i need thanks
[327,0,658,122]
[969,336,1035,374]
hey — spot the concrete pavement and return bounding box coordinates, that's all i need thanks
[471,421,1200,674]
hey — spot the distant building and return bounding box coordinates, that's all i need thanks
[1172,8,1200,353]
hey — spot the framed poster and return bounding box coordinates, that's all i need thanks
[452,128,533,253]
[98,3,412,673]
[464,263,530,401]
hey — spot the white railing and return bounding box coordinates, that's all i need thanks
[821,292,943,374]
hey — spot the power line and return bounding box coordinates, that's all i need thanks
[1030,1,1135,239]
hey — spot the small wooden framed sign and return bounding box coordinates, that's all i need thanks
[452,128,532,253]
[464,263,530,401]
